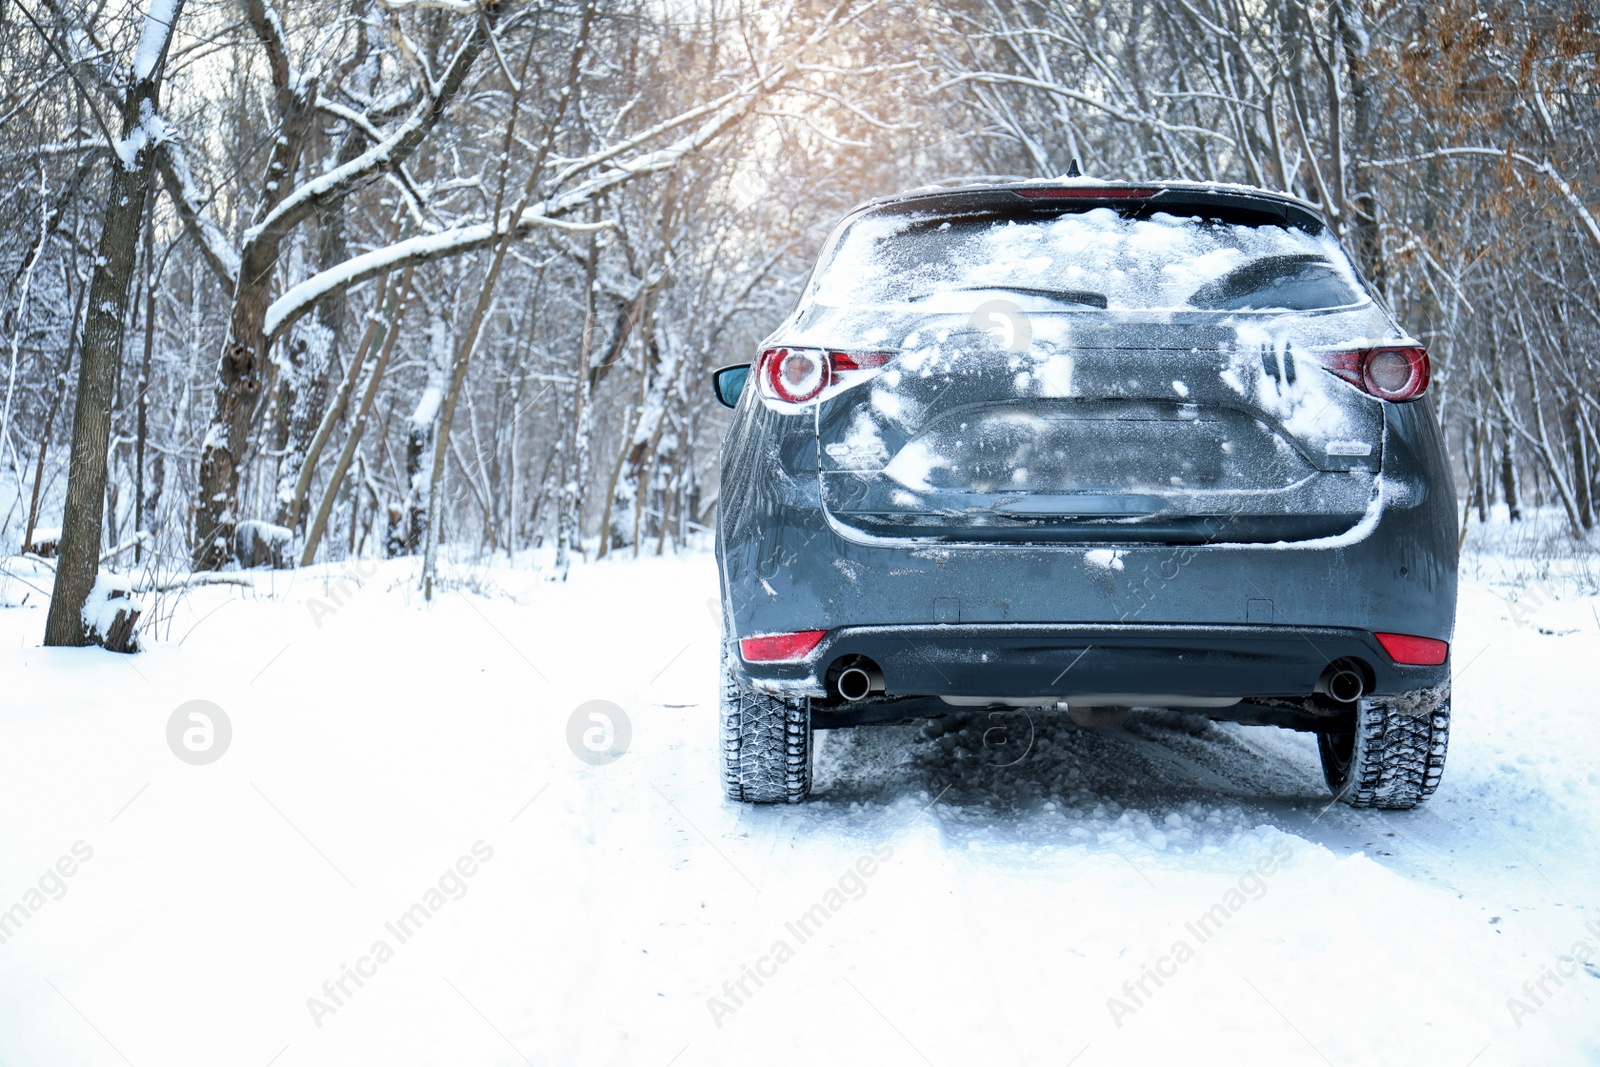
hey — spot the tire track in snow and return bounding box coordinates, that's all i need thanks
[812,729,1036,1064]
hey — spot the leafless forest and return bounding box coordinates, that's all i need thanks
[1,0,1596,643]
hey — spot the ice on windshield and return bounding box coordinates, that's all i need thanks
[809,208,1368,313]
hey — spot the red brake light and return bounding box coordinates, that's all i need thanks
[1374,632,1449,666]
[829,351,892,372]
[740,630,828,662]
[1016,187,1157,199]
[760,347,829,403]
[1319,346,1430,401]
[757,348,892,405]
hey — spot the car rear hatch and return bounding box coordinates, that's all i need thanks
[804,195,1392,546]
[816,316,1384,545]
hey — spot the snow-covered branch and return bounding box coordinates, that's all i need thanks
[375,0,482,10]
[154,137,240,287]
[239,5,496,252]
[263,6,833,342]
[938,70,1238,147]
[1367,147,1600,252]
[243,0,297,103]
[132,0,179,80]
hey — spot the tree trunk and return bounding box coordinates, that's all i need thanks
[1571,405,1594,530]
[285,268,396,550]
[553,229,599,581]
[401,312,449,557]
[302,268,413,565]
[135,187,157,562]
[44,0,186,647]
[1336,0,1385,294]
[272,133,366,534]
[596,390,639,560]
[144,453,165,543]
[1498,421,1522,522]
[191,75,318,570]
[1489,344,1521,523]
[1470,416,1489,524]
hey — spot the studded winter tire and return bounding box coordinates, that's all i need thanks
[720,641,812,803]
[1318,687,1450,810]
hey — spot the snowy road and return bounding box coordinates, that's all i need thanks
[1,549,1597,1065]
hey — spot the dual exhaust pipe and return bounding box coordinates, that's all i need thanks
[834,656,1367,705]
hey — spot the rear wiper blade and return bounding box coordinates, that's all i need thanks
[954,285,1108,309]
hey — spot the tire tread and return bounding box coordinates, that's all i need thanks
[720,643,812,803]
[1320,688,1450,810]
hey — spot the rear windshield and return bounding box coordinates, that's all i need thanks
[809,207,1368,313]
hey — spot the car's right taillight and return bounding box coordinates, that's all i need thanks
[1318,346,1430,401]
[1374,632,1449,666]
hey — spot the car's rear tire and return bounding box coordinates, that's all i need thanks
[720,642,812,803]
[1318,687,1450,810]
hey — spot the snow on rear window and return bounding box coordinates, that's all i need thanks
[810,208,1365,313]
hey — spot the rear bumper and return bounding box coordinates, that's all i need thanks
[738,623,1449,700]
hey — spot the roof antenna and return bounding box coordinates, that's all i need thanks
[1065,158,1082,178]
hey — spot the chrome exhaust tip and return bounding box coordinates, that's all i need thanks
[1317,661,1366,703]
[836,664,885,702]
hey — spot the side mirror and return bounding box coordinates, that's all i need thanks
[712,364,750,408]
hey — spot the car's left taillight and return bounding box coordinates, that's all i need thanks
[757,348,892,406]
[740,630,828,662]
[759,347,829,403]
[1318,346,1430,401]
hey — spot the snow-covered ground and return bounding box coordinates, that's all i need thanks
[1,531,1597,1066]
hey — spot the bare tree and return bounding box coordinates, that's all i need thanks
[43,0,185,647]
